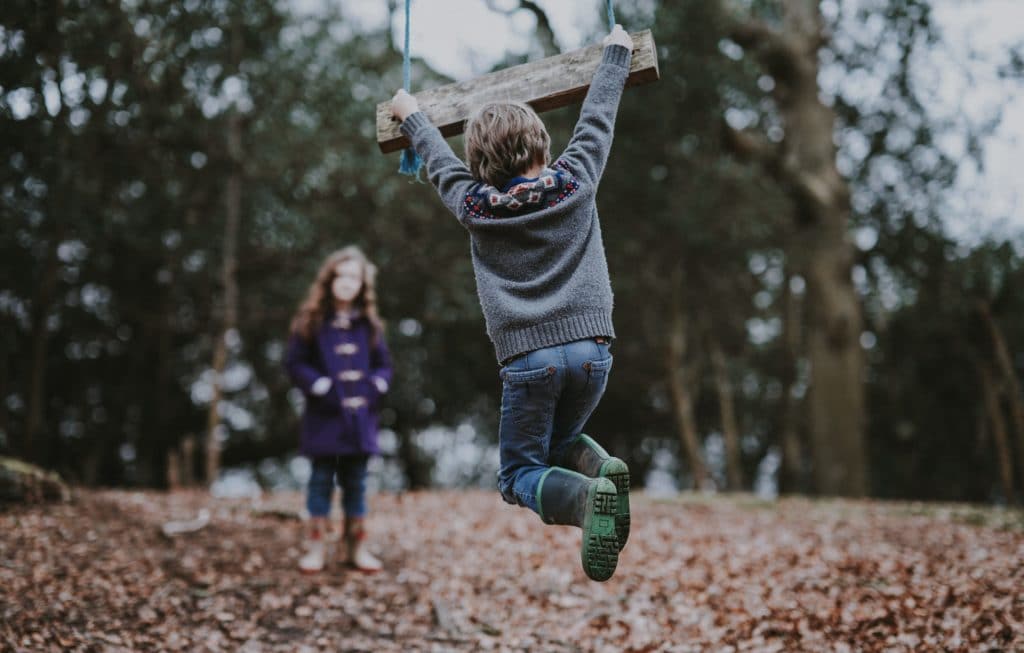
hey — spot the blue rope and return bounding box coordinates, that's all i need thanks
[606,0,616,32]
[402,0,412,92]
[398,0,423,178]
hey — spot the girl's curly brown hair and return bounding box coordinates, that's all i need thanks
[289,246,384,344]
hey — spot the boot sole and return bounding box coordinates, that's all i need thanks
[580,478,620,582]
[599,458,630,552]
[347,563,382,574]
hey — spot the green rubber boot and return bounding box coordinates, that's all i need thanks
[558,434,630,551]
[537,467,619,582]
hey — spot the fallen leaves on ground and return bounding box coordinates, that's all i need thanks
[1,490,1022,652]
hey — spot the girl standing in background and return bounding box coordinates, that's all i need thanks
[286,246,392,573]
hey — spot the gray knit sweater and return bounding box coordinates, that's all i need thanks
[400,44,632,363]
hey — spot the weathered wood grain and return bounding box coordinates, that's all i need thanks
[376,30,659,153]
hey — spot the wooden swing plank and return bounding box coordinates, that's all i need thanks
[376,29,659,154]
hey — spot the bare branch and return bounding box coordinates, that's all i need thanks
[722,121,835,222]
[721,120,781,167]
[484,0,560,56]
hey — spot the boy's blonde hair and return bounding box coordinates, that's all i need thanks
[464,102,551,188]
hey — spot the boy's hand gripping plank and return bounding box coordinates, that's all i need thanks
[375,29,659,154]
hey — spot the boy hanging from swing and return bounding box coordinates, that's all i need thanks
[390,24,634,582]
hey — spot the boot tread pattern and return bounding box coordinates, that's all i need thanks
[606,471,630,493]
[605,470,631,550]
[582,486,620,582]
[593,490,617,515]
[583,534,619,579]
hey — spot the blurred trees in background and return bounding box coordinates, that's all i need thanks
[1,0,1022,502]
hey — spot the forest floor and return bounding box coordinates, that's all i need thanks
[1,489,1023,652]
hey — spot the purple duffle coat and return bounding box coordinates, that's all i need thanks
[285,313,393,457]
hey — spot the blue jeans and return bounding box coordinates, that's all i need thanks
[306,455,370,518]
[497,338,613,514]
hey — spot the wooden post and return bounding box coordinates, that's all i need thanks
[376,30,660,153]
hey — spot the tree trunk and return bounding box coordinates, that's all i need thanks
[805,246,866,496]
[977,301,1024,487]
[730,1,867,496]
[181,435,196,487]
[665,346,710,490]
[24,238,62,461]
[24,43,72,464]
[778,272,804,494]
[0,329,8,445]
[664,279,712,490]
[978,362,1015,502]
[709,339,743,491]
[783,2,866,498]
[166,450,181,490]
[150,304,173,488]
[398,430,433,490]
[205,23,244,486]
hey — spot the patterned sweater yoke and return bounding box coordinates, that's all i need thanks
[400,44,633,363]
[463,164,580,220]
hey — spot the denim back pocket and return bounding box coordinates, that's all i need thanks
[571,354,613,426]
[582,355,613,390]
[502,364,557,439]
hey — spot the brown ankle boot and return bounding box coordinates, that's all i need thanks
[344,516,382,573]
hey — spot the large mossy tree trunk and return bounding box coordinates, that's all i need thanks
[730,1,867,496]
